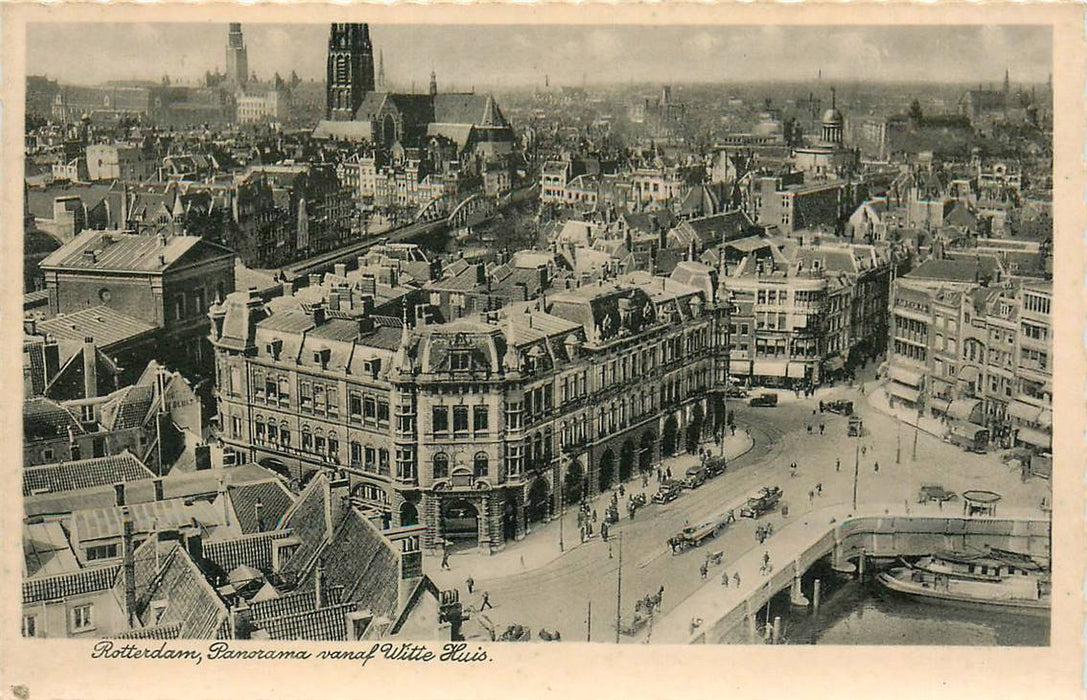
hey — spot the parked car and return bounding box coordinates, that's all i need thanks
[917,484,958,504]
[653,480,684,504]
[725,384,749,399]
[749,393,779,407]
[704,455,727,478]
[683,465,707,489]
[820,399,854,416]
[740,486,783,518]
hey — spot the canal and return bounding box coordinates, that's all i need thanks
[745,559,1049,646]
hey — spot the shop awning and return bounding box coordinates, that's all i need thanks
[787,362,809,379]
[930,398,952,416]
[824,356,846,372]
[887,382,920,404]
[729,360,752,375]
[752,360,789,377]
[1007,399,1043,423]
[1016,427,1051,449]
[887,365,923,387]
[957,365,980,384]
[947,398,982,423]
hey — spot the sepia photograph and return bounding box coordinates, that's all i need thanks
[4,6,1083,698]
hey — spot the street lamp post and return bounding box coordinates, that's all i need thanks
[896,414,901,464]
[615,532,623,644]
[852,440,860,511]
[558,474,565,553]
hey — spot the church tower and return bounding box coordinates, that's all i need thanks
[326,23,375,121]
[378,50,386,90]
[226,23,249,88]
[429,70,438,97]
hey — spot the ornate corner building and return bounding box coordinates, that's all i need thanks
[209,266,731,552]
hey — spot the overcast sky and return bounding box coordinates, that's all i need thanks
[27,24,1051,89]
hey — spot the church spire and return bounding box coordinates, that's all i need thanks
[429,69,438,97]
[378,50,386,90]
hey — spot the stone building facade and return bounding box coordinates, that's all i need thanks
[209,271,731,551]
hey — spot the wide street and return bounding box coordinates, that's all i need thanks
[428,375,1051,642]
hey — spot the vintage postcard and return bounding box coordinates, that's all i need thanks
[1,3,1082,699]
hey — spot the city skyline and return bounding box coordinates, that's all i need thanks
[28,23,1051,89]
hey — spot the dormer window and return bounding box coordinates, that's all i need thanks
[313,348,331,369]
[450,351,471,371]
[265,339,283,360]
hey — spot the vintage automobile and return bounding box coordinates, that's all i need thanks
[653,480,684,504]
[667,521,724,553]
[683,465,707,489]
[704,455,727,478]
[917,484,959,504]
[740,486,783,518]
[820,399,854,416]
[725,384,749,399]
[748,393,779,408]
[848,416,864,437]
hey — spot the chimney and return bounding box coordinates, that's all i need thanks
[254,498,265,532]
[194,444,211,471]
[122,508,137,628]
[114,482,127,506]
[218,475,231,526]
[328,290,341,312]
[326,471,351,540]
[184,528,203,562]
[312,302,326,326]
[281,280,294,297]
[153,478,164,502]
[308,273,322,288]
[334,263,347,278]
[315,559,326,610]
[82,337,98,399]
[475,263,487,285]
[43,335,60,385]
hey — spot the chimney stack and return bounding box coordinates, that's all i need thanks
[122,508,137,628]
[281,280,294,298]
[254,498,265,532]
[114,482,126,506]
[82,337,98,400]
[315,560,325,610]
[334,263,347,278]
[153,478,164,502]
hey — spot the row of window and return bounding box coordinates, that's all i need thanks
[23,604,93,637]
[432,405,490,435]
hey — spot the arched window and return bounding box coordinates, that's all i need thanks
[254,417,265,442]
[474,452,489,477]
[301,427,313,452]
[350,441,362,467]
[433,452,449,479]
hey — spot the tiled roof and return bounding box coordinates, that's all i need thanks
[98,384,156,432]
[203,529,295,575]
[228,479,295,535]
[38,306,156,356]
[278,473,332,580]
[40,230,233,273]
[23,563,120,604]
[23,396,84,441]
[305,510,399,618]
[129,543,230,639]
[72,497,224,543]
[261,602,358,641]
[114,621,183,640]
[248,586,344,624]
[23,452,155,497]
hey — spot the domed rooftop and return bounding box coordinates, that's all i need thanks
[822,107,844,125]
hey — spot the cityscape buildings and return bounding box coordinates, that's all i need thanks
[20,22,1055,650]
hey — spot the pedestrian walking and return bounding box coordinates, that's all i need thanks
[480,591,493,611]
[807,424,812,435]
[726,509,735,524]
[861,445,867,456]
[874,461,879,473]
[763,551,771,567]
[466,576,474,594]
[816,482,822,495]
[592,508,598,523]
[819,423,825,435]
[441,547,451,570]
[836,458,841,472]
[658,585,665,610]
[666,467,672,480]
[808,490,814,503]
[700,562,708,580]
[619,484,625,498]
[733,572,741,587]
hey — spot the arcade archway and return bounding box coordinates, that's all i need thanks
[598,449,616,492]
[662,415,679,457]
[619,440,635,483]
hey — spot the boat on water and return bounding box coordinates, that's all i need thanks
[876,547,1050,612]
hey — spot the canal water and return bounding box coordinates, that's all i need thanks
[756,559,1049,646]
